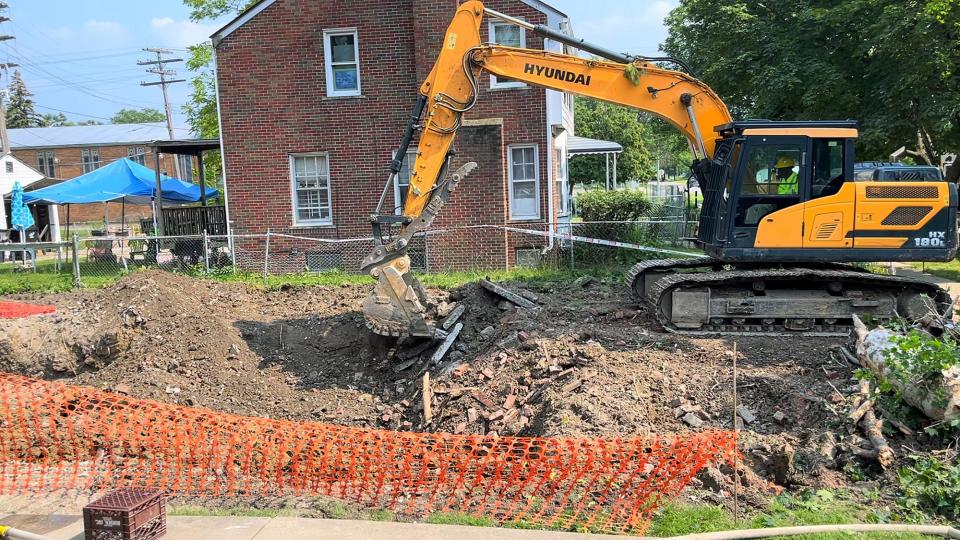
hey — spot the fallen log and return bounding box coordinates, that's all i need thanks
[848,379,894,468]
[851,315,960,421]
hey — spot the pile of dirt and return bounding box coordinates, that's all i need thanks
[0,269,955,512]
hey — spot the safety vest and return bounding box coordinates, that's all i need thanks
[777,171,798,194]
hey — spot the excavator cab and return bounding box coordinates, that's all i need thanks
[696,120,958,263]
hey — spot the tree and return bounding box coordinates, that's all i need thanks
[181,0,259,189]
[662,0,960,179]
[5,70,40,128]
[111,108,166,124]
[568,98,655,187]
[39,113,103,127]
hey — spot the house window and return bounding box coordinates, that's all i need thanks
[515,248,541,268]
[127,146,146,165]
[37,151,55,177]
[489,20,526,89]
[393,150,417,214]
[508,144,540,220]
[290,153,333,226]
[555,147,570,216]
[323,29,360,97]
[81,148,100,173]
[4,161,12,173]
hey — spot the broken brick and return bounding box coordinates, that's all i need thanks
[454,422,467,434]
[467,408,478,423]
[503,394,517,409]
[488,410,505,421]
[481,368,496,379]
[472,392,496,409]
[562,379,582,393]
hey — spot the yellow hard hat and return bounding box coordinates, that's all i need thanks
[775,156,796,168]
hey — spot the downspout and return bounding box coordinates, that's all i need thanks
[212,45,234,253]
[543,39,556,249]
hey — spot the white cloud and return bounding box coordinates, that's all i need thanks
[150,17,219,47]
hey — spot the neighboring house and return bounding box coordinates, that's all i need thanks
[9,123,195,225]
[212,0,576,271]
[0,154,60,242]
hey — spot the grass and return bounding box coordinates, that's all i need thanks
[909,259,960,281]
[0,258,125,294]
[648,491,923,540]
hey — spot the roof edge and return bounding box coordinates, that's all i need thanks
[211,0,277,46]
[211,0,569,46]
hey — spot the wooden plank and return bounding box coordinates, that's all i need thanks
[441,304,466,330]
[429,322,462,364]
[479,279,538,309]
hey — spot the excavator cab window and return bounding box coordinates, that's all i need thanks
[811,138,846,198]
[734,141,803,228]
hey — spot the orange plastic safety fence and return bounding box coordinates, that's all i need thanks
[0,301,56,319]
[0,374,736,534]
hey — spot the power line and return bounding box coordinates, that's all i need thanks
[139,47,185,179]
[33,104,178,127]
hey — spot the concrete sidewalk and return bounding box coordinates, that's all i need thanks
[0,514,639,540]
[891,263,960,297]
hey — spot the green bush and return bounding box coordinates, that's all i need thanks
[898,456,960,521]
[576,189,651,222]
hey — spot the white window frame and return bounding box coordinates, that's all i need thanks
[81,148,100,173]
[323,28,361,98]
[37,151,55,177]
[488,20,527,89]
[289,152,334,227]
[555,146,570,216]
[392,149,417,215]
[507,144,540,221]
[127,146,146,166]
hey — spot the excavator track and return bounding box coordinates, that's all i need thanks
[626,259,951,336]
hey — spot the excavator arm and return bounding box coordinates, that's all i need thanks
[361,0,733,337]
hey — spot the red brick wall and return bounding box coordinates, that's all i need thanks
[13,146,181,226]
[217,0,555,270]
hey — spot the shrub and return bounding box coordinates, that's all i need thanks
[898,456,960,521]
[576,189,651,222]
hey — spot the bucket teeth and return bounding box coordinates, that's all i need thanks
[363,255,436,339]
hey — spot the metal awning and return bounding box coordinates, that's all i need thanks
[567,135,623,156]
[567,136,623,189]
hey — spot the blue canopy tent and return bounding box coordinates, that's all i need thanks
[22,158,218,235]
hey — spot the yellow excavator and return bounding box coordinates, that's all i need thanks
[361,1,957,338]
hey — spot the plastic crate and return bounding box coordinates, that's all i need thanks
[83,489,166,540]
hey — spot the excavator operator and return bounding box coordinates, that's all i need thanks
[774,156,799,195]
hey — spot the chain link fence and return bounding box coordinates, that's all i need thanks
[0,217,700,289]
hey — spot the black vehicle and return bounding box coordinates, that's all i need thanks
[854,162,943,182]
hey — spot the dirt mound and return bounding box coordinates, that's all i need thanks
[2,269,954,512]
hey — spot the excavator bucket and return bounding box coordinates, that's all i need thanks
[362,255,437,337]
[361,162,477,339]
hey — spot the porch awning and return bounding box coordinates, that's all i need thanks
[567,135,623,156]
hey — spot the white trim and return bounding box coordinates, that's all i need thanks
[322,28,361,98]
[210,0,277,45]
[488,19,527,89]
[289,152,334,227]
[213,47,234,244]
[392,149,416,215]
[507,144,540,221]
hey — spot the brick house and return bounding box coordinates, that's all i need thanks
[9,123,194,226]
[212,0,576,271]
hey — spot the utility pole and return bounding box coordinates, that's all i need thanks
[0,2,14,156]
[139,48,185,178]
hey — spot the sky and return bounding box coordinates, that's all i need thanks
[3,0,678,129]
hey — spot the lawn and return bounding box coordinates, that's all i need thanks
[909,259,960,281]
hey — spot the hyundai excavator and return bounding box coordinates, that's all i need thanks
[361,1,958,338]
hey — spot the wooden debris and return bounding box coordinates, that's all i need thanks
[852,314,960,421]
[878,406,914,436]
[422,372,433,423]
[849,379,895,468]
[429,322,462,365]
[441,304,466,330]
[480,279,539,309]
